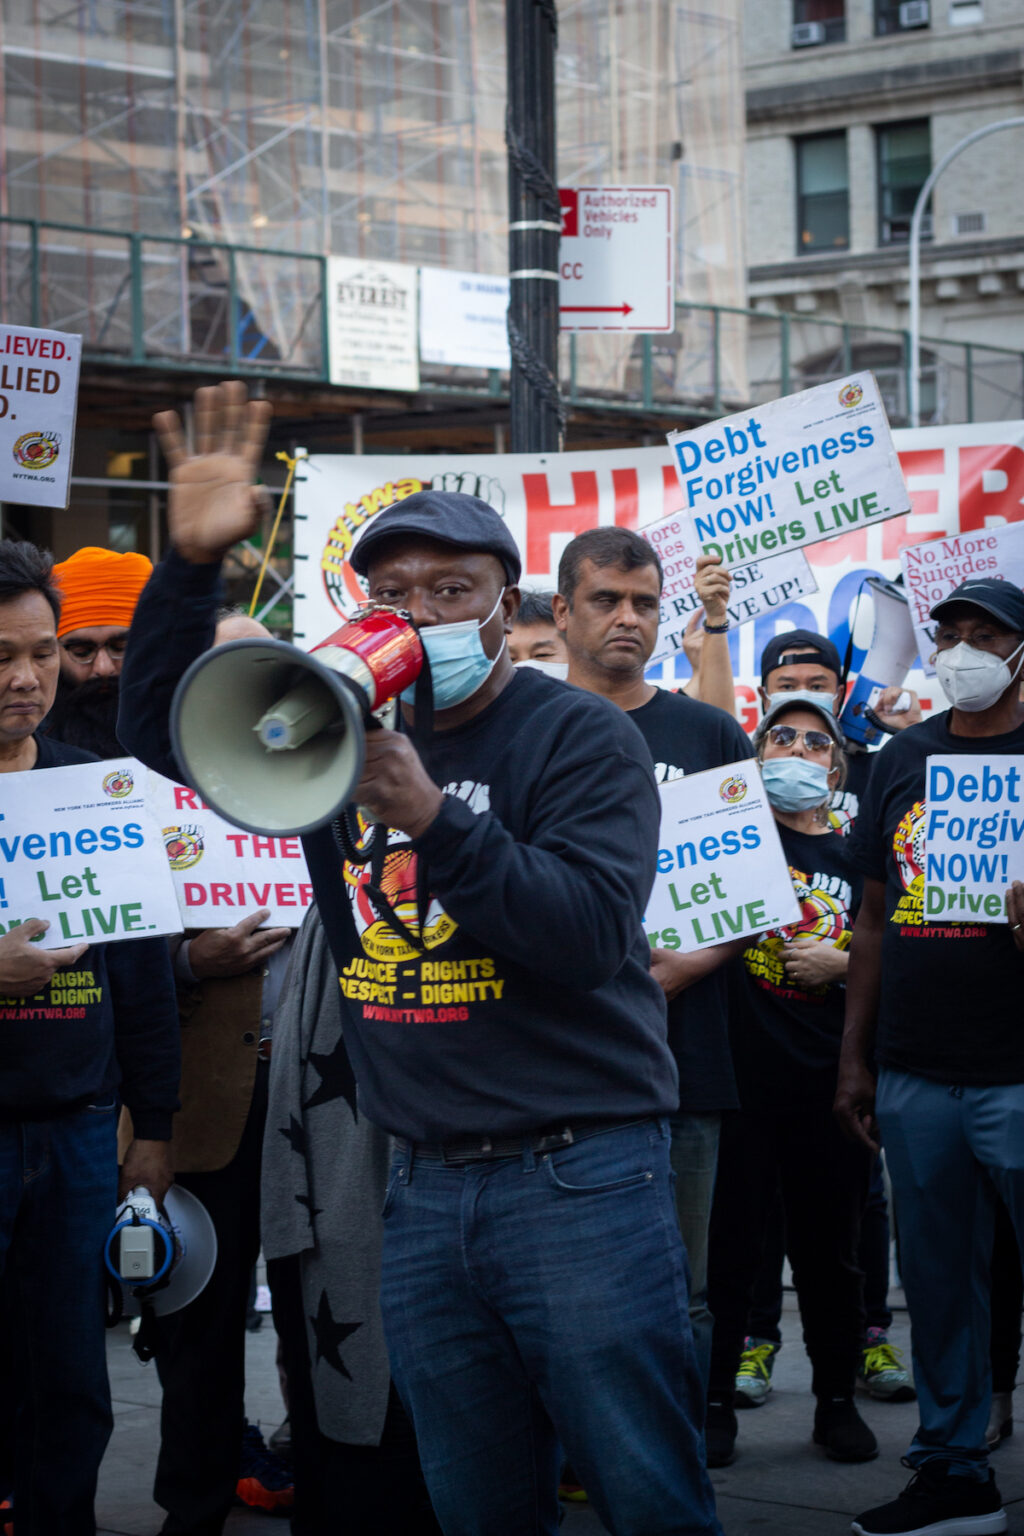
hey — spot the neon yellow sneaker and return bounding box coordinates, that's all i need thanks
[858,1328,916,1403]
[734,1336,780,1407]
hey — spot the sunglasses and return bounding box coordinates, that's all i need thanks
[767,724,833,752]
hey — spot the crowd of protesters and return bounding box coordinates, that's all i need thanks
[0,378,1022,1536]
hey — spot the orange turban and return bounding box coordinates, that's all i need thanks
[53,547,153,638]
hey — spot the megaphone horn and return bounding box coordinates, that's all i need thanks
[838,578,919,747]
[170,605,423,837]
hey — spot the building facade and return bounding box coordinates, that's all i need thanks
[743,0,1024,424]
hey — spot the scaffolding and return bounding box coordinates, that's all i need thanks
[0,0,747,399]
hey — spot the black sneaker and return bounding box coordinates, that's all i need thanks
[814,1396,878,1462]
[852,1460,1007,1535]
[705,1398,738,1467]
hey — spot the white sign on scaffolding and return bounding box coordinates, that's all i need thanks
[326,257,419,393]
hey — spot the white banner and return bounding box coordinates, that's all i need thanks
[326,257,419,393]
[667,373,910,566]
[644,759,799,952]
[639,505,817,665]
[293,418,1024,733]
[0,760,181,949]
[0,324,81,509]
[900,522,1024,674]
[923,754,1024,924]
[146,774,314,928]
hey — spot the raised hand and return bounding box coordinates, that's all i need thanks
[153,381,272,565]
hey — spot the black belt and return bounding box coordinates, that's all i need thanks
[399,1117,650,1166]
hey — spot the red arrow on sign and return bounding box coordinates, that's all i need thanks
[559,302,634,316]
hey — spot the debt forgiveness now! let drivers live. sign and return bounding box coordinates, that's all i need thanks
[923,754,1024,924]
[667,372,910,567]
[644,758,799,954]
[0,760,182,949]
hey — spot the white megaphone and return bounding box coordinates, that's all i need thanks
[170,606,424,837]
[839,578,919,747]
[105,1185,217,1318]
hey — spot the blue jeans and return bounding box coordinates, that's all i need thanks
[0,1103,118,1534]
[669,1111,720,1398]
[876,1069,1024,1480]
[380,1119,722,1536]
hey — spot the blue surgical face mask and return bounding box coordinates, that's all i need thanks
[765,687,836,717]
[761,756,832,813]
[402,588,506,710]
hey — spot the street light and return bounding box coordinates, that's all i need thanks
[909,115,1024,428]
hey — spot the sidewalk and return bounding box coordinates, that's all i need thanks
[97,1297,1024,1535]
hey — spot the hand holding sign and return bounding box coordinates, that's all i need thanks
[155,381,272,565]
[187,909,290,979]
[0,920,88,996]
[694,552,730,626]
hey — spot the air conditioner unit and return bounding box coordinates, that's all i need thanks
[954,211,986,235]
[792,21,826,46]
[899,0,930,26]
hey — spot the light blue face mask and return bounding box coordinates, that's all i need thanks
[402,588,506,710]
[761,757,832,813]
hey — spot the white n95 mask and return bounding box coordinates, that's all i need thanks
[933,639,1024,713]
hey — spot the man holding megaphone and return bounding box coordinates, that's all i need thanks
[119,381,722,1536]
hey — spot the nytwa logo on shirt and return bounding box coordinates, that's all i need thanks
[342,780,493,963]
[442,779,491,813]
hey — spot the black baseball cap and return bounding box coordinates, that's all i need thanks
[930,577,1024,633]
[760,628,842,683]
[349,491,522,584]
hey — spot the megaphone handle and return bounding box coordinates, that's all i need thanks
[332,807,381,866]
[862,704,899,737]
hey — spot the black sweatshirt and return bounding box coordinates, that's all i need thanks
[848,710,1024,1085]
[120,553,678,1141]
[0,734,180,1137]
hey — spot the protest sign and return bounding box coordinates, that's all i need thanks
[666,373,910,567]
[0,760,181,949]
[326,257,419,393]
[644,758,800,952]
[0,323,81,509]
[922,754,1024,925]
[639,506,818,666]
[146,773,314,927]
[900,523,1024,674]
[293,418,1024,732]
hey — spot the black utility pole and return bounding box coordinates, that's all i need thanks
[506,0,564,453]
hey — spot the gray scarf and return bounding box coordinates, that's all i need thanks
[261,905,393,1446]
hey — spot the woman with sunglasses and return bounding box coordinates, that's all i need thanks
[705,692,875,1469]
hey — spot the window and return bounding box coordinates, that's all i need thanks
[792,0,846,44]
[877,120,931,244]
[796,134,849,254]
[875,0,930,33]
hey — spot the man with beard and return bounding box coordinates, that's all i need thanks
[45,546,152,755]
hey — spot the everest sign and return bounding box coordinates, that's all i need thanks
[668,373,910,566]
[558,186,674,332]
